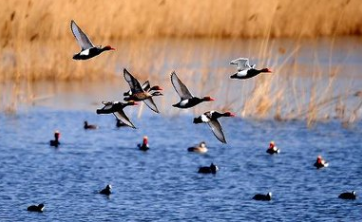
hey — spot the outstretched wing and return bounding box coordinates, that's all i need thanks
[143,98,160,113]
[142,81,151,91]
[170,71,193,100]
[230,58,252,71]
[70,20,94,50]
[207,119,227,143]
[113,110,136,129]
[123,69,143,93]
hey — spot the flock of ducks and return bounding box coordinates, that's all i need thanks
[27,20,357,212]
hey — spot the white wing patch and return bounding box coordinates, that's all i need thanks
[80,49,90,56]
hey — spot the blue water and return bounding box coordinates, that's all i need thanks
[0,107,361,221]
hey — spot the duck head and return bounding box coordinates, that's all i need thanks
[38,203,45,211]
[102,45,115,51]
[54,131,60,140]
[261,68,272,73]
[223,111,235,117]
[143,136,148,145]
[269,141,275,149]
[203,96,215,102]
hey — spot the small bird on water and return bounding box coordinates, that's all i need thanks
[27,203,45,212]
[50,130,60,147]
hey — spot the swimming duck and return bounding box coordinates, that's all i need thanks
[170,71,214,109]
[138,136,149,151]
[314,155,329,169]
[27,203,45,212]
[123,69,162,113]
[84,121,98,130]
[339,191,356,200]
[193,111,235,144]
[96,101,137,128]
[187,141,208,153]
[99,184,112,195]
[266,141,280,154]
[230,58,272,79]
[123,80,163,97]
[71,20,115,60]
[253,192,272,201]
[50,131,60,147]
[198,163,219,174]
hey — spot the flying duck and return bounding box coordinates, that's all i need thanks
[96,101,138,128]
[170,71,214,108]
[198,163,219,174]
[84,121,98,130]
[99,184,112,195]
[50,131,60,147]
[252,192,272,201]
[138,136,149,151]
[70,20,115,60]
[230,58,272,79]
[123,80,163,97]
[314,155,329,169]
[27,203,45,212]
[338,191,357,200]
[123,69,162,113]
[193,111,235,143]
[187,141,208,153]
[266,141,280,154]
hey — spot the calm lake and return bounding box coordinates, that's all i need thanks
[0,37,362,221]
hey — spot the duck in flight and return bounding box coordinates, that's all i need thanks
[193,111,235,144]
[96,101,138,129]
[123,80,163,97]
[230,58,272,79]
[70,20,115,60]
[170,71,214,109]
[123,69,162,113]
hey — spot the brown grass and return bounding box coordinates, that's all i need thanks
[1,0,362,40]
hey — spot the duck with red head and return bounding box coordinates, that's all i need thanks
[138,136,149,151]
[50,131,60,147]
[170,71,215,109]
[71,20,115,60]
[314,155,329,169]
[230,58,272,79]
[266,141,280,154]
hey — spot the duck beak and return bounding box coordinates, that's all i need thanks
[230,113,236,117]
[110,47,116,50]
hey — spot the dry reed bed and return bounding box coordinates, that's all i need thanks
[1,0,362,41]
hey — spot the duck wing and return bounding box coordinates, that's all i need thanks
[171,71,193,100]
[230,58,252,71]
[142,81,151,91]
[207,119,227,143]
[123,69,143,94]
[70,20,94,50]
[143,98,160,113]
[100,101,115,111]
[113,110,136,129]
